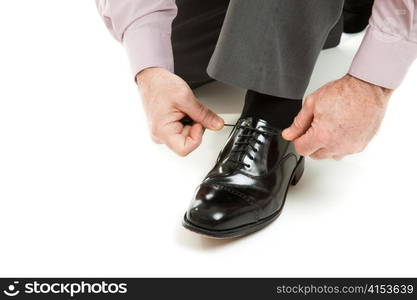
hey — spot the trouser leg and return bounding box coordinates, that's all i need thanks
[171,0,230,88]
[343,0,374,33]
[344,0,374,12]
[207,0,345,99]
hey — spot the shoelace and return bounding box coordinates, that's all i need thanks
[227,124,276,169]
[181,118,276,168]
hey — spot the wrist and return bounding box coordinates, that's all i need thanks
[346,74,393,97]
[135,67,167,88]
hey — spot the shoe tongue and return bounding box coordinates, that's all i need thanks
[238,117,271,131]
[236,117,268,128]
[236,117,254,127]
[253,118,268,130]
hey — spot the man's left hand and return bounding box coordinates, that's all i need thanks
[282,74,393,160]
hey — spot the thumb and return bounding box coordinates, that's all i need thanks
[182,97,224,130]
[282,98,314,141]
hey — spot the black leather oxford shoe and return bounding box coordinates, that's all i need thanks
[183,117,304,238]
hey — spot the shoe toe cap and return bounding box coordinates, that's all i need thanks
[185,184,256,231]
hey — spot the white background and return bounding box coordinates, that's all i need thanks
[0,1,416,277]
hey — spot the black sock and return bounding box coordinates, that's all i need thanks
[241,90,302,129]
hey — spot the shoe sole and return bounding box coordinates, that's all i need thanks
[182,157,305,239]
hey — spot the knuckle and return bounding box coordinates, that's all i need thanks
[357,143,367,153]
[293,114,304,129]
[345,148,357,156]
[150,135,161,144]
[197,105,211,122]
[345,142,365,155]
[150,125,159,138]
[347,148,358,155]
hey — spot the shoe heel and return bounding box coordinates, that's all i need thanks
[291,157,305,186]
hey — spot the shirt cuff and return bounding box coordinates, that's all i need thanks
[349,26,417,89]
[122,20,174,79]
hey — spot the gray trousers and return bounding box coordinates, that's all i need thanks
[172,0,344,99]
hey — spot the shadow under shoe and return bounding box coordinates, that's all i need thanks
[183,117,305,239]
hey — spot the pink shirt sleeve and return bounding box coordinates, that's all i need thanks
[349,0,417,89]
[96,0,177,77]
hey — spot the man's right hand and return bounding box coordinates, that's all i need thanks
[136,67,224,156]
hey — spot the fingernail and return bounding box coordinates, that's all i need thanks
[282,129,291,140]
[212,119,223,130]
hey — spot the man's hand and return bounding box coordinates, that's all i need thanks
[136,67,224,156]
[282,74,393,160]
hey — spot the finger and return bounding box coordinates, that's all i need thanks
[332,155,344,161]
[181,125,191,137]
[293,128,322,157]
[282,98,314,141]
[310,148,333,160]
[151,136,163,144]
[179,97,224,131]
[164,123,203,156]
[189,123,204,141]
